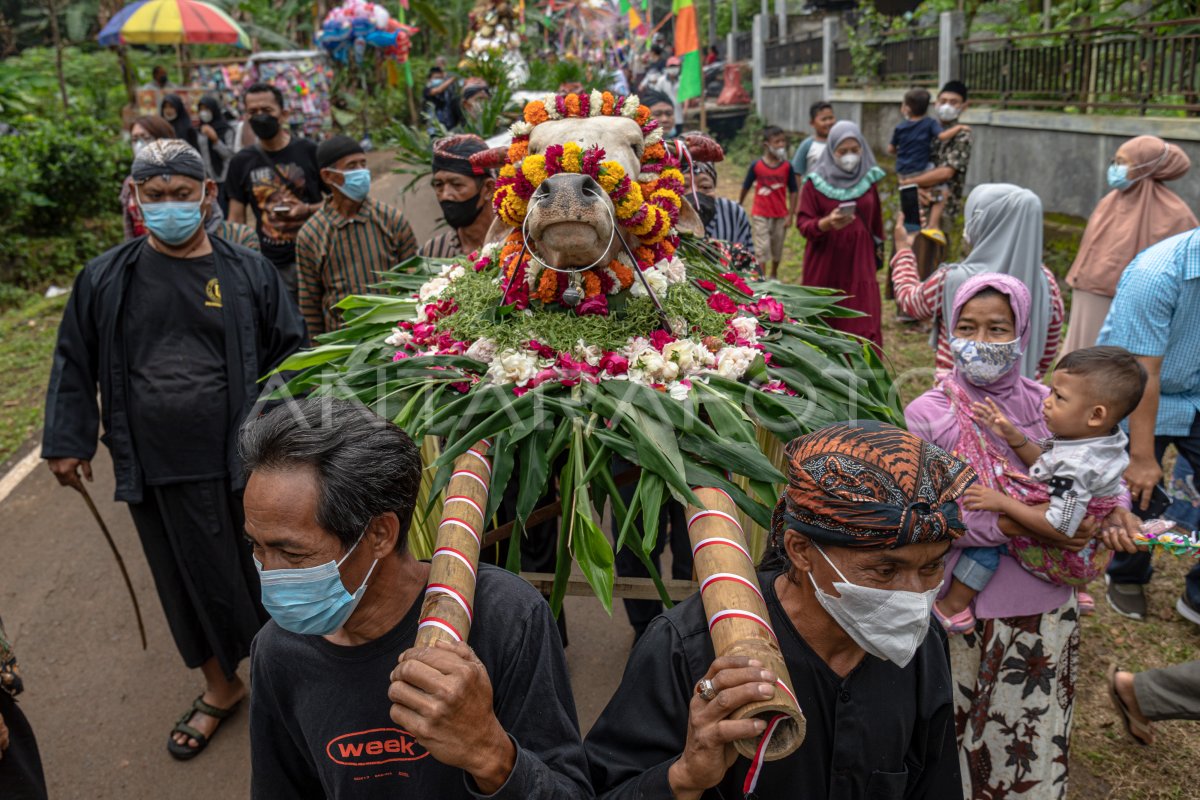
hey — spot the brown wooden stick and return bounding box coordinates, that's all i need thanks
[78,485,147,650]
[414,441,492,647]
[686,487,805,761]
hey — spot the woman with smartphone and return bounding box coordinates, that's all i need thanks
[795,120,887,348]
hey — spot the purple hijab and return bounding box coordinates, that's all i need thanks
[946,273,1050,446]
[906,272,1068,618]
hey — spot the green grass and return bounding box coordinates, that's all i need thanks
[0,294,67,464]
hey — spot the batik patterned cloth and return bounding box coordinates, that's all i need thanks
[933,127,972,224]
[951,597,1079,799]
[777,419,976,549]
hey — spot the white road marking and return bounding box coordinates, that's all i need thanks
[0,448,42,506]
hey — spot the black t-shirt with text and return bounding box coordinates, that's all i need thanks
[226,137,322,269]
[124,245,229,484]
[249,564,592,800]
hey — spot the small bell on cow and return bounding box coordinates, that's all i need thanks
[561,273,584,307]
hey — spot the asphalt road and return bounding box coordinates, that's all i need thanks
[1,445,640,798]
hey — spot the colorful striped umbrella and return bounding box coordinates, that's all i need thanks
[98,0,250,48]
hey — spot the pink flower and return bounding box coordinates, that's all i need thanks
[721,272,753,296]
[411,322,436,343]
[599,353,628,375]
[513,386,530,397]
[450,382,471,393]
[753,296,786,322]
[529,367,560,388]
[707,292,738,314]
[392,351,409,362]
[424,299,458,323]
[649,329,675,351]
[528,340,558,359]
[577,294,609,316]
[473,255,491,272]
[696,279,717,292]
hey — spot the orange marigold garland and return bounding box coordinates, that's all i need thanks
[493,92,685,310]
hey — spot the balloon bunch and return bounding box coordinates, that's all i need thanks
[317,0,418,65]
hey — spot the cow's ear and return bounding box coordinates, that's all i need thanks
[675,198,705,237]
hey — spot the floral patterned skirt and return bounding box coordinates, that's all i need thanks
[950,597,1079,799]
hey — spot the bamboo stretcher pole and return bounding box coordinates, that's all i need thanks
[686,487,805,762]
[414,439,492,647]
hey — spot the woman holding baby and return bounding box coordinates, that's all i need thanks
[906,272,1142,799]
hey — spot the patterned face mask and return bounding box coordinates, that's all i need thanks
[950,336,1022,386]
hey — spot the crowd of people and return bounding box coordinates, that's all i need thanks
[0,68,1198,800]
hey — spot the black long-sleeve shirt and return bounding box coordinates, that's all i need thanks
[585,571,963,800]
[249,564,594,800]
[41,236,305,503]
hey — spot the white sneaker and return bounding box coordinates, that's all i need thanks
[1175,594,1200,627]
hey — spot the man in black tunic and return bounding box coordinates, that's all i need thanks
[586,421,974,800]
[42,139,305,760]
[239,398,592,799]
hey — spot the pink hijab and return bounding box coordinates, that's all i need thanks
[909,273,1050,459]
[1067,135,1197,297]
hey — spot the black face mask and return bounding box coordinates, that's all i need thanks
[250,113,281,140]
[439,192,484,229]
[688,191,716,228]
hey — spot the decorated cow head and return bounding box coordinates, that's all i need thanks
[469,91,724,311]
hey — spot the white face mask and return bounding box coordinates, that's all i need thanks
[807,544,941,668]
[936,103,960,122]
[198,109,214,123]
[770,146,787,160]
[949,336,1023,386]
[836,152,861,172]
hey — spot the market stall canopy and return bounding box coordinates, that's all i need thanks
[98,0,250,48]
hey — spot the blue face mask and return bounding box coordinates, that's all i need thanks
[137,186,205,246]
[1107,163,1133,191]
[331,168,371,202]
[255,533,379,636]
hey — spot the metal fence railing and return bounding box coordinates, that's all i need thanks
[879,32,939,86]
[833,28,939,88]
[764,32,824,78]
[959,18,1200,115]
[733,31,753,62]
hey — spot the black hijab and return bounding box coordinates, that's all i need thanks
[198,95,231,138]
[160,94,199,150]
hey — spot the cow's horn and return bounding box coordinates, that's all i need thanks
[680,133,725,163]
[469,147,509,172]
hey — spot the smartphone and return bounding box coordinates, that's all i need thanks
[1134,484,1173,522]
[900,184,921,232]
[836,201,857,217]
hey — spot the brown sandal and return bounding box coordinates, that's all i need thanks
[1107,664,1154,746]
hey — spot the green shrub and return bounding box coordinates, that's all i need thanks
[0,116,126,235]
[0,214,123,291]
